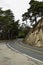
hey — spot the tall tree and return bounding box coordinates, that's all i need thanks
[0,8,19,39]
[22,0,43,26]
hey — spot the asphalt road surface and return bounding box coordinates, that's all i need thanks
[7,39,43,62]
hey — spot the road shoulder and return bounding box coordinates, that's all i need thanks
[0,41,43,65]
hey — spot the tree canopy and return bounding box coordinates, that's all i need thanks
[22,0,43,26]
[0,8,19,40]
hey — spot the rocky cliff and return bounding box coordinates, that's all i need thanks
[24,18,43,47]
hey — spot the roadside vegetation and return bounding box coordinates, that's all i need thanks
[0,0,43,40]
[0,8,29,40]
[0,8,19,40]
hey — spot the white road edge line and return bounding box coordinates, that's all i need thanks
[7,43,43,64]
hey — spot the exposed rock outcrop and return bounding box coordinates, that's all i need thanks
[24,18,43,47]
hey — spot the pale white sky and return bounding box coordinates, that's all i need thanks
[0,0,42,24]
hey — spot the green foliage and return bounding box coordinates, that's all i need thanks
[0,8,19,40]
[18,31,25,38]
[18,23,30,38]
[22,0,43,26]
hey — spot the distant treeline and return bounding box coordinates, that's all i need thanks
[0,8,19,40]
[0,8,29,40]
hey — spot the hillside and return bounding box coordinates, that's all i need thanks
[24,18,43,47]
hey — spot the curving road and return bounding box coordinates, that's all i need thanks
[8,39,43,62]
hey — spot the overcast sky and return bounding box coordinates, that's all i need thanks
[0,0,42,24]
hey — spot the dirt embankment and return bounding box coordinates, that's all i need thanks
[24,18,43,47]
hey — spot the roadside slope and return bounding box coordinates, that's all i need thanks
[24,18,43,47]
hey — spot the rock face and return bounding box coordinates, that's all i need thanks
[24,18,43,47]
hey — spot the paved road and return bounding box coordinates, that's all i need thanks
[8,39,43,62]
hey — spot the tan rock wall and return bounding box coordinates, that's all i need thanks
[25,28,43,47]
